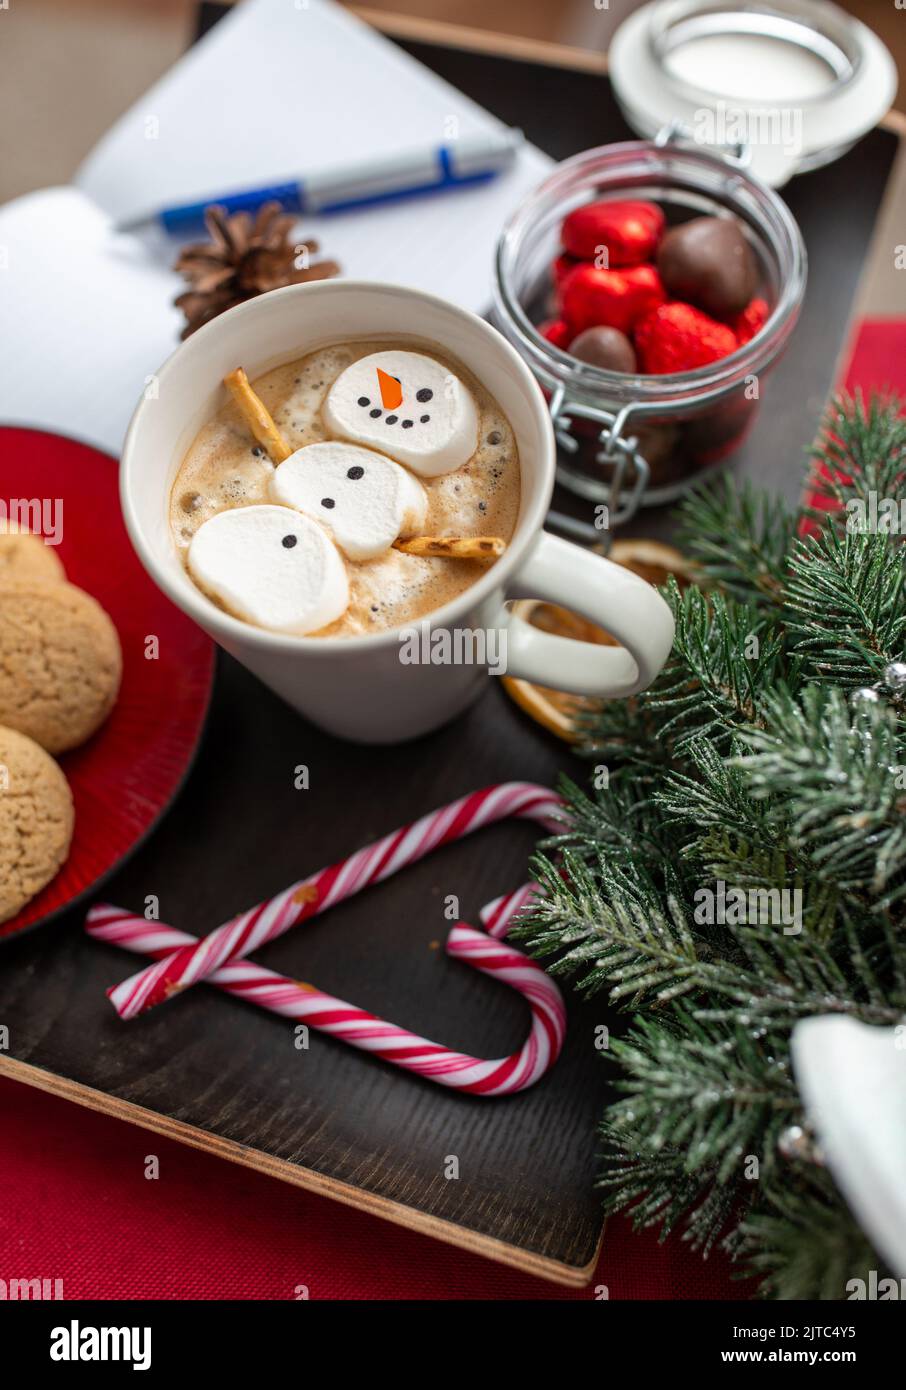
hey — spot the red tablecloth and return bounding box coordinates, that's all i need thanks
[0,1075,744,1299]
[1,319,901,1300]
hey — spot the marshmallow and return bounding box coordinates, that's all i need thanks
[188,505,349,635]
[270,442,427,561]
[323,351,478,477]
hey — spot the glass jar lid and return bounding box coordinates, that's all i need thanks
[609,0,897,186]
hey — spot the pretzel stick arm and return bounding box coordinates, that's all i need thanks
[223,368,292,463]
[394,536,506,560]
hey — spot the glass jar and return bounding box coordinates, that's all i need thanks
[492,139,807,527]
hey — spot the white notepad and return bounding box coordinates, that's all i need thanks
[0,0,551,456]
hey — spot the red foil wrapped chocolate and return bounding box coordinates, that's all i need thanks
[561,262,666,337]
[561,199,665,266]
[634,302,738,375]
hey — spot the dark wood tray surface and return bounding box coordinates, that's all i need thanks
[1,653,612,1283]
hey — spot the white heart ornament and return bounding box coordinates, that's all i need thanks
[188,505,349,635]
[270,442,427,561]
[322,350,478,477]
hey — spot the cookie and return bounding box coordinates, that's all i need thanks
[0,581,122,753]
[0,531,66,584]
[0,724,74,923]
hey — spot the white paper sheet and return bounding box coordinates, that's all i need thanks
[75,0,551,311]
[0,188,183,454]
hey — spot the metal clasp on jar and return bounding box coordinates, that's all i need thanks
[654,117,752,170]
[547,384,651,542]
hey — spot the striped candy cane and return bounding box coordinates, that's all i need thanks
[480,882,542,935]
[100,782,563,1021]
[87,885,564,1096]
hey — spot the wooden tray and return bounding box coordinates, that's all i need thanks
[1,647,611,1285]
[1,13,903,1287]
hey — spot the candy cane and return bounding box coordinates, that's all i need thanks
[480,882,542,935]
[100,782,563,1021]
[86,886,564,1096]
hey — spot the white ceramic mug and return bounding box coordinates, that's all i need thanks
[121,280,674,743]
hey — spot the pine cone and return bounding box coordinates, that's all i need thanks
[173,202,340,339]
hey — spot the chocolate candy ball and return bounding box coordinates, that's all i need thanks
[657,215,757,319]
[568,326,637,373]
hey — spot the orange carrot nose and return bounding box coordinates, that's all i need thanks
[377,368,403,411]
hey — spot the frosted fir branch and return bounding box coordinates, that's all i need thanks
[518,850,905,1026]
[573,693,679,777]
[605,1012,798,1181]
[739,1169,886,1301]
[805,391,906,521]
[784,528,906,691]
[578,582,787,760]
[537,774,676,875]
[527,396,906,1297]
[516,851,701,996]
[597,1129,732,1249]
[615,582,786,753]
[597,1121,748,1253]
[658,737,780,850]
[651,738,840,940]
[661,739,856,940]
[735,686,906,903]
[678,474,798,606]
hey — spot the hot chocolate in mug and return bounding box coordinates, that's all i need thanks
[120,280,674,743]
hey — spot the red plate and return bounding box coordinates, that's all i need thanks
[0,428,214,941]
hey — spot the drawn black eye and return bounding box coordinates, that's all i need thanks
[420,414,430,424]
[357,397,370,407]
[402,420,413,429]
[416,388,433,403]
[321,498,335,509]
[282,535,297,549]
[385,415,398,425]
[369,408,382,418]
[347,466,365,480]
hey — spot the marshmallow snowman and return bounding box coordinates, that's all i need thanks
[188,505,349,635]
[323,351,478,477]
[270,441,427,561]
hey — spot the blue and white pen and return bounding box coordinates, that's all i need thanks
[118,128,524,238]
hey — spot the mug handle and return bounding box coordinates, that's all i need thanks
[498,531,675,698]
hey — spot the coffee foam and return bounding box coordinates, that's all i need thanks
[170,339,520,638]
